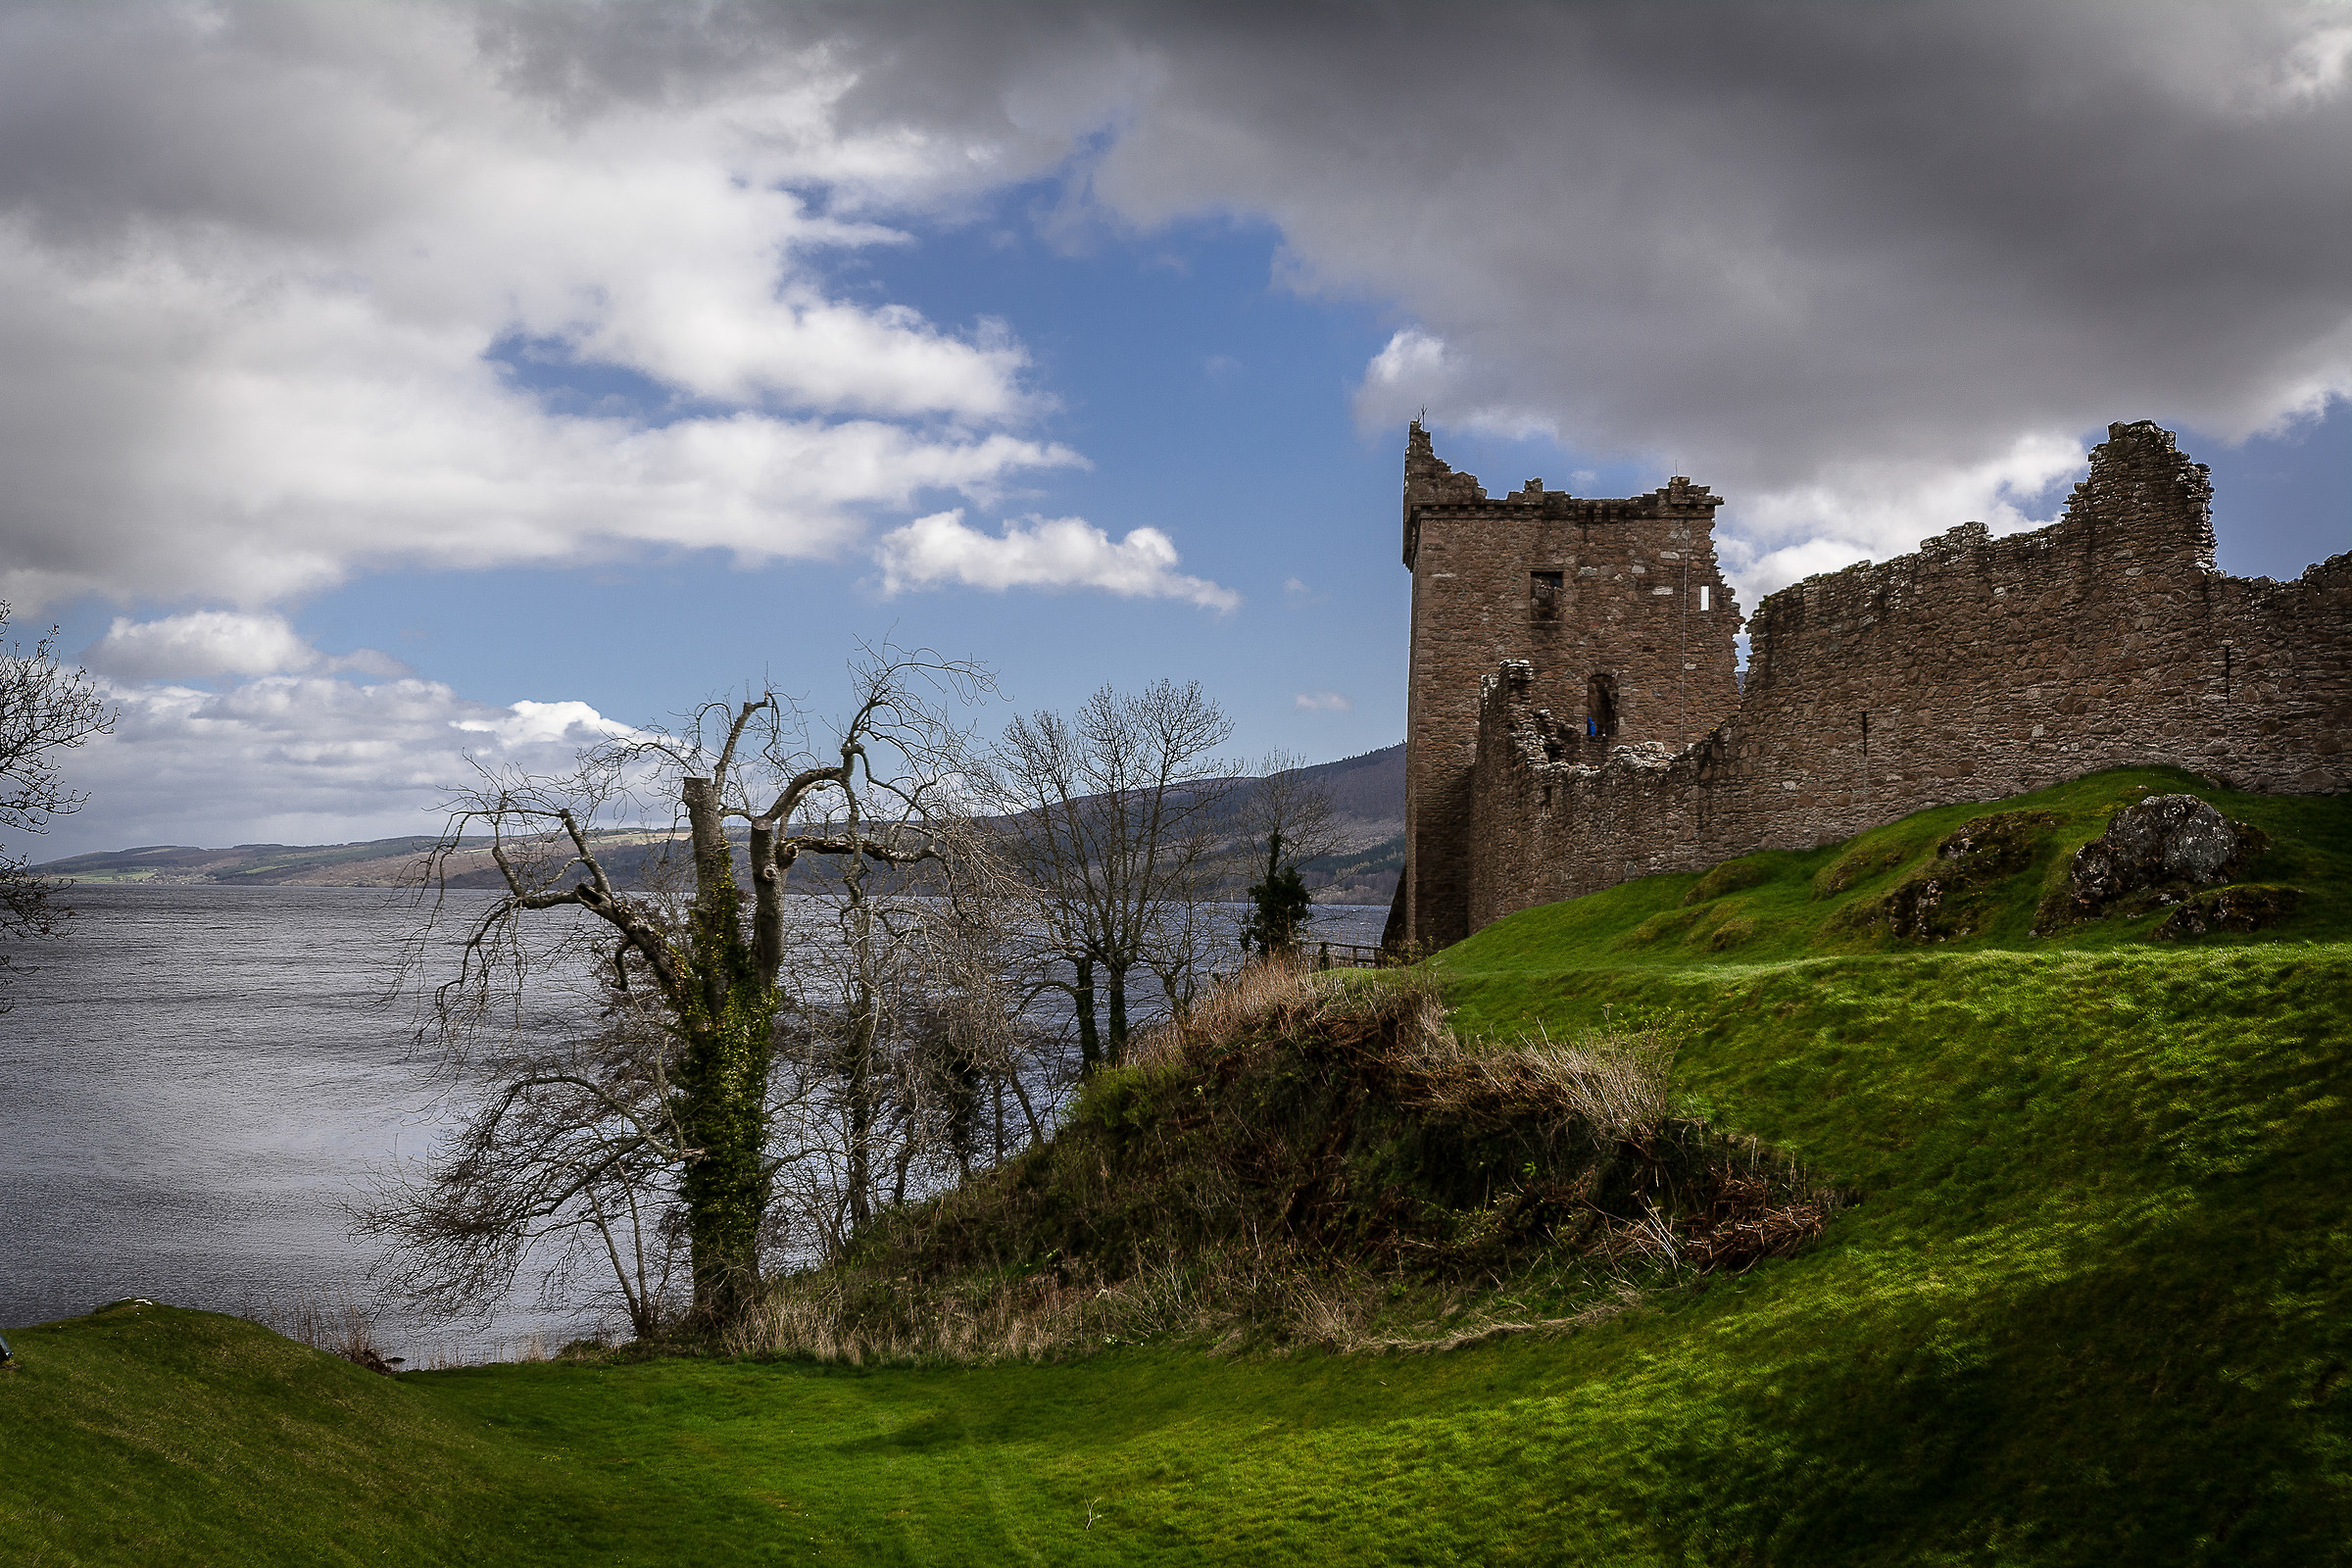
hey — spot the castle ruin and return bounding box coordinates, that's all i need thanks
[1387,419,2352,950]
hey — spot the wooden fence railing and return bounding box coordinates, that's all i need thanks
[1307,940,1409,970]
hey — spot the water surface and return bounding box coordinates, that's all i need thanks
[1,884,1388,1357]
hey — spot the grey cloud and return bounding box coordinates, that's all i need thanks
[609,0,2352,580]
[8,1,2347,614]
[0,5,505,259]
[0,2,1072,612]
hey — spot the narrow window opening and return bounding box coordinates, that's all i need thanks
[1531,569,1563,622]
[1697,584,1711,612]
[1586,673,1619,740]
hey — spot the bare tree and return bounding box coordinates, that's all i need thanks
[368,991,693,1340]
[915,857,1054,1169]
[969,680,1236,1071]
[0,606,112,1003]
[1236,750,1339,957]
[766,826,1052,1258]
[381,647,992,1328]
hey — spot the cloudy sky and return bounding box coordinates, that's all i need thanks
[6,0,2349,858]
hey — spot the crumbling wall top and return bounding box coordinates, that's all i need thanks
[1403,423,1726,566]
[1403,419,1487,564]
[2058,418,2216,572]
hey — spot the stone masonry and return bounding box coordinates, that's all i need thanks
[1393,420,1743,950]
[1393,419,2352,945]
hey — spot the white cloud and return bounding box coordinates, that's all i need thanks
[0,4,1079,612]
[453,699,633,750]
[325,648,414,680]
[34,673,633,858]
[1360,329,1558,441]
[873,509,1240,611]
[1716,429,2090,603]
[1295,691,1351,712]
[82,611,414,682]
[1362,328,1450,407]
[86,612,321,679]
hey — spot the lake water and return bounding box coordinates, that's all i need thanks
[0,884,1388,1358]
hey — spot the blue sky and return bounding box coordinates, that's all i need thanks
[4,3,2347,858]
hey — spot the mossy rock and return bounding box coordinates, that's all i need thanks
[1706,915,1758,952]
[1811,842,1909,900]
[1620,906,1701,949]
[2150,884,2304,941]
[2038,795,2274,933]
[1858,810,2057,942]
[1683,857,1772,906]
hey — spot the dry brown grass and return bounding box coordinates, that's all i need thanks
[721,1246,1231,1364]
[1124,952,1435,1070]
[1134,955,1678,1145]
[1342,1282,1651,1355]
[723,955,1833,1367]
[248,1288,397,1375]
[1394,1021,1677,1146]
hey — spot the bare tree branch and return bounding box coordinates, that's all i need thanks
[964,680,1237,1070]
[375,643,1035,1333]
[0,605,113,1004]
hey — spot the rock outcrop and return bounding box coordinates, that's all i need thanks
[2040,794,2272,930]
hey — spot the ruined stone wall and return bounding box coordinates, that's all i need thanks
[1458,421,2352,932]
[1399,421,1742,949]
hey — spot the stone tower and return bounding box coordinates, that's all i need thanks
[1388,421,1744,951]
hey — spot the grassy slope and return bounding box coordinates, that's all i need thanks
[1430,767,2352,1561]
[0,1300,520,1564]
[9,767,2349,1565]
[1446,765,2351,976]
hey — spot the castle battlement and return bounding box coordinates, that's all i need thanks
[1389,419,2352,949]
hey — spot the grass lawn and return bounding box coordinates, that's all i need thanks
[8,767,2349,1564]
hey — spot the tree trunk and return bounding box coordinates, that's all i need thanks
[1075,955,1101,1074]
[1106,963,1129,1064]
[676,1008,771,1319]
[674,775,776,1322]
[846,979,876,1233]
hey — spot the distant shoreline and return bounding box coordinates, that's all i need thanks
[37,744,1408,904]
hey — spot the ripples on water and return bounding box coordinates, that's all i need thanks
[0,884,1389,1358]
[0,885,554,1360]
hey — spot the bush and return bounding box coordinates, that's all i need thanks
[732,959,1834,1363]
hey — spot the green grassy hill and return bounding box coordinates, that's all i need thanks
[7,767,2349,1564]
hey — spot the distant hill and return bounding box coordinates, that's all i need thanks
[34,836,449,887]
[1283,742,1403,823]
[1261,743,1404,905]
[36,742,1409,904]
[30,829,691,892]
